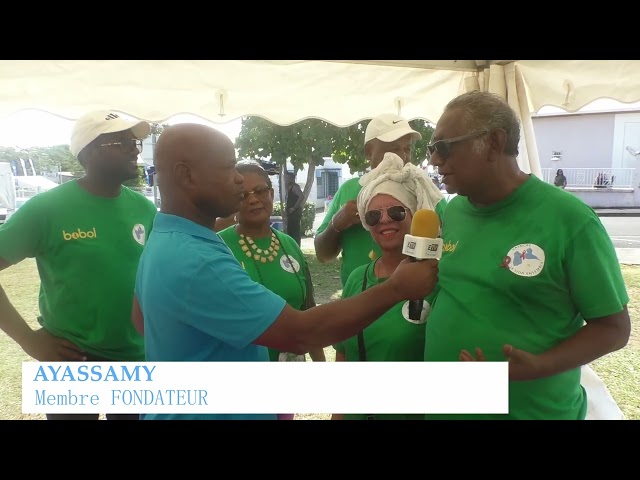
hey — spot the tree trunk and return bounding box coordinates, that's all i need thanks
[302,156,316,204]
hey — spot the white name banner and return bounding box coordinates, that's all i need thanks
[23,361,509,415]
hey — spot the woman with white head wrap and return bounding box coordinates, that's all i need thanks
[331,152,446,421]
[357,152,445,231]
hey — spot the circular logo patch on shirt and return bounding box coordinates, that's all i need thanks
[132,224,146,245]
[401,300,430,324]
[501,243,545,277]
[280,254,300,273]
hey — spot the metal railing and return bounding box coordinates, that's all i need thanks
[542,168,635,189]
[15,187,45,198]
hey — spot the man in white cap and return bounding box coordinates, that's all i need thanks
[0,110,157,420]
[315,114,444,286]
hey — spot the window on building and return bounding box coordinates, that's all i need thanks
[317,170,340,199]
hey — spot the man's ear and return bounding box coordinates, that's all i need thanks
[488,129,508,156]
[77,152,87,168]
[77,148,93,169]
[364,140,373,160]
[174,162,194,188]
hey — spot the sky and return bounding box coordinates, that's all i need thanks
[1,98,639,149]
[0,111,243,149]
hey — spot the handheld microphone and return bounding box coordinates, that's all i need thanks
[402,209,442,321]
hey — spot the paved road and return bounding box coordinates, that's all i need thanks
[307,211,640,264]
[312,211,639,246]
[600,216,640,249]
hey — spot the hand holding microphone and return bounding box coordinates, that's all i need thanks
[388,256,439,305]
[402,209,443,321]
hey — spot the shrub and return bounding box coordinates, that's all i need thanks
[272,201,316,236]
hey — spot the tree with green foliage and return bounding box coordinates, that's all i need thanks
[235,115,434,197]
[235,115,434,231]
[0,122,169,191]
[149,122,169,148]
[0,145,82,176]
[235,117,334,203]
[331,120,434,174]
[236,117,434,175]
[235,117,336,227]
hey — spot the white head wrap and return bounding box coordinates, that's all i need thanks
[357,152,444,231]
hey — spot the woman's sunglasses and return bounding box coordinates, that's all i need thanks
[426,130,488,161]
[364,205,409,227]
[242,185,272,201]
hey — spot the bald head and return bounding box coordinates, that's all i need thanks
[155,123,233,174]
[154,123,244,223]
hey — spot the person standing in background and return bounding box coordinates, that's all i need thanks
[314,114,444,286]
[284,171,304,246]
[554,169,567,189]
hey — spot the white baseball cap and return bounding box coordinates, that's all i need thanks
[70,110,151,157]
[364,113,422,144]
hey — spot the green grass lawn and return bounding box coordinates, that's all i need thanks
[590,263,640,420]
[1,252,638,420]
[0,259,45,420]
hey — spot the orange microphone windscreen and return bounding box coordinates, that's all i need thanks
[410,209,440,238]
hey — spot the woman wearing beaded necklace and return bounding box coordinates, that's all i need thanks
[218,162,326,378]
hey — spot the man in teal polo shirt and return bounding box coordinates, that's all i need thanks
[133,123,440,420]
[315,113,446,286]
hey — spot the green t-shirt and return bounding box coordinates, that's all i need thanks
[334,259,430,420]
[317,177,447,286]
[424,175,629,420]
[218,226,309,362]
[0,180,157,360]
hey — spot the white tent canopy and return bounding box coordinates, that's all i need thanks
[2,60,639,124]
[2,60,639,178]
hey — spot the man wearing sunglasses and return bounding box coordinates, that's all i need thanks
[423,91,630,420]
[315,114,440,286]
[0,110,157,420]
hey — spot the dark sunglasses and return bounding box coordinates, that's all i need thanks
[364,205,409,227]
[100,138,144,153]
[426,130,488,161]
[242,185,272,201]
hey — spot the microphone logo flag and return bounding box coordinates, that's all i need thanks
[402,234,443,260]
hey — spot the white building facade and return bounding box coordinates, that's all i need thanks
[272,157,359,209]
[532,108,640,208]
